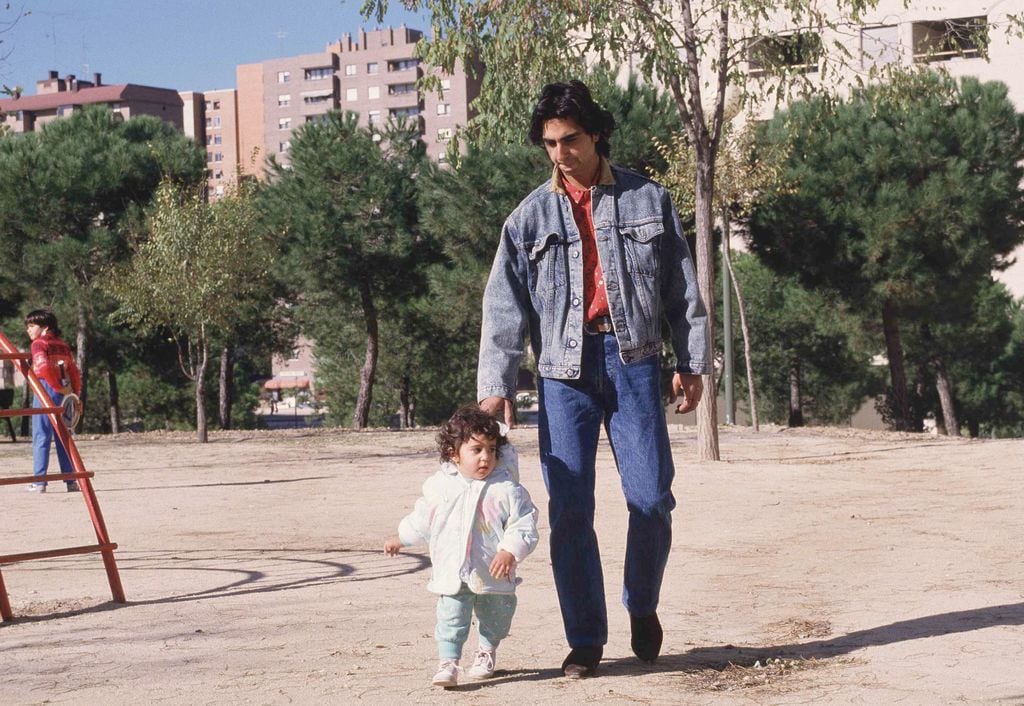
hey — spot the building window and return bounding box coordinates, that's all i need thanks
[206,152,214,163]
[213,152,224,162]
[747,32,821,76]
[278,94,291,107]
[57,104,73,117]
[344,64,358,76]
[278,117,292,130]
[212,135,222,145]
[390,106,420,118]
[305,113,329,124]
[205,116,222,128]
[204,100,212,110]
[306,66,334,80]
[277,71,291,83]
[346,88,358,101]
[437,127,453,142]
[303,94,331,105]
[215,184,225,196]
[368,110,381,125]
[912,16,987,62]
[367,62,379,74]
[440,78,451,90]
[213,170,224,179]
[860,25,901,68]
[279,141,290,152]
[436,103,451,115]
[388,58,419,72]
[388,82,417,96]
[205,135,214,145]
[368,86,380,100]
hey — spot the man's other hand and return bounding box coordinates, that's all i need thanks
[480,396,516,428]
[670,373,703,414]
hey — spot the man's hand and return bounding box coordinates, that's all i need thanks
[383,536,403,556]
[670,373,703,414]
[489,550,516,579]
[480,396,516,428]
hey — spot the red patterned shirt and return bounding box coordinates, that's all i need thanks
[31,332,81,394]
[562,176,610,323]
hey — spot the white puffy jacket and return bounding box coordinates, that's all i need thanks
[397,444,539,595]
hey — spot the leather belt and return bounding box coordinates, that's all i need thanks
[584,315,613,334]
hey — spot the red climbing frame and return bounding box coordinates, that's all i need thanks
[0,330,125,621]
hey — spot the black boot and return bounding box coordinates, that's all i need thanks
[561,645,603,678]
[630,613,663,663]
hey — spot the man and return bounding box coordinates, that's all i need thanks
[477,80,709,678]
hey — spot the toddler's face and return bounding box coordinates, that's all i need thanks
[453,433,498,481]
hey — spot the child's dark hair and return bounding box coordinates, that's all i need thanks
[25,309,61,337]
[436,405,508,462]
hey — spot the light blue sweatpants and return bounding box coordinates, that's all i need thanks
[435,583,517,660]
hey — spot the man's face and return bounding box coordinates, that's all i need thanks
[542,117,600,184]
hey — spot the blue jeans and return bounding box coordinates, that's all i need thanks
[538,332,675,648]
[435,584,518,660]
[32,380,75,486]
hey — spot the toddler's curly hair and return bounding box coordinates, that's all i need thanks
[436,405,508,462]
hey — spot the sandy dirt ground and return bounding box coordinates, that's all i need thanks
[1,424,1023,705]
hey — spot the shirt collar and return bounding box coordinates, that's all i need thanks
[550,156,615,195]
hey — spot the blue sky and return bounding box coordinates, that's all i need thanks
[1,0,428,93]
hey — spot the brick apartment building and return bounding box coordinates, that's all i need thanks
[0,70,184,133]
[235,26,480,175]
[179,88,240,201]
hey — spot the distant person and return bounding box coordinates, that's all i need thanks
[24,309,82,493]
[384,405,539,688]
[477,80,709,677]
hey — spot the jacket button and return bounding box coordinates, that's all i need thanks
[572,297,580,307]
[567,368,578,377]
[568,339,577,348]
[572,250,580,258]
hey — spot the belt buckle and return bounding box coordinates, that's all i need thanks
[585,316,613,335]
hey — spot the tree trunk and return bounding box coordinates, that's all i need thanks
[218,343,234,430]
[353,279,378,429]
[723,239,759,432]
[881,299,916,431]
[399,374,412,429]
[195,327,209,442]
[694,158,720,460]
[931,354,960,437]
[20,377,30,436]
[788,363,804,427]
[75,301,89,432]
[107,369,121,434]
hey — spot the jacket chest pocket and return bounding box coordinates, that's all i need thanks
[620,220,663,278]
[527,232,567,292]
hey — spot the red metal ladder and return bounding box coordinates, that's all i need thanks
[0,329,125,621]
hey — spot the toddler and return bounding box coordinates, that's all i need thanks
[384,405,538,688]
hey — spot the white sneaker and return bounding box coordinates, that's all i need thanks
[431,659,459,688]
[466,648,496,680]
[27,483,46,493]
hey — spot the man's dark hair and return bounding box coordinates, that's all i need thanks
[436,404,508,462]
[24,309,61,337]
[529,80,616,158]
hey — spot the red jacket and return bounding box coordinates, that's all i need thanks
[31,332,82,395]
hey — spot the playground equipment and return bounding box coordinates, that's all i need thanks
[0,329,125,622]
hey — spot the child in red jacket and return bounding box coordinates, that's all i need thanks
[24,309,82,493]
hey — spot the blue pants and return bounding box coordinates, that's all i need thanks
[435,584,517,660]
[32,380,75,486]
[538,332,676,648]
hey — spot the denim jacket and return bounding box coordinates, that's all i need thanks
[478,161,709,401]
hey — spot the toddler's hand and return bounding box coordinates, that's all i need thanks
[489,550,516,579]
[383,536,403,556]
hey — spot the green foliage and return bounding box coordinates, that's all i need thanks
[0,105,206,428]
[749,73,1024,431]
[260,112,430,427]
[730,253,879,424]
